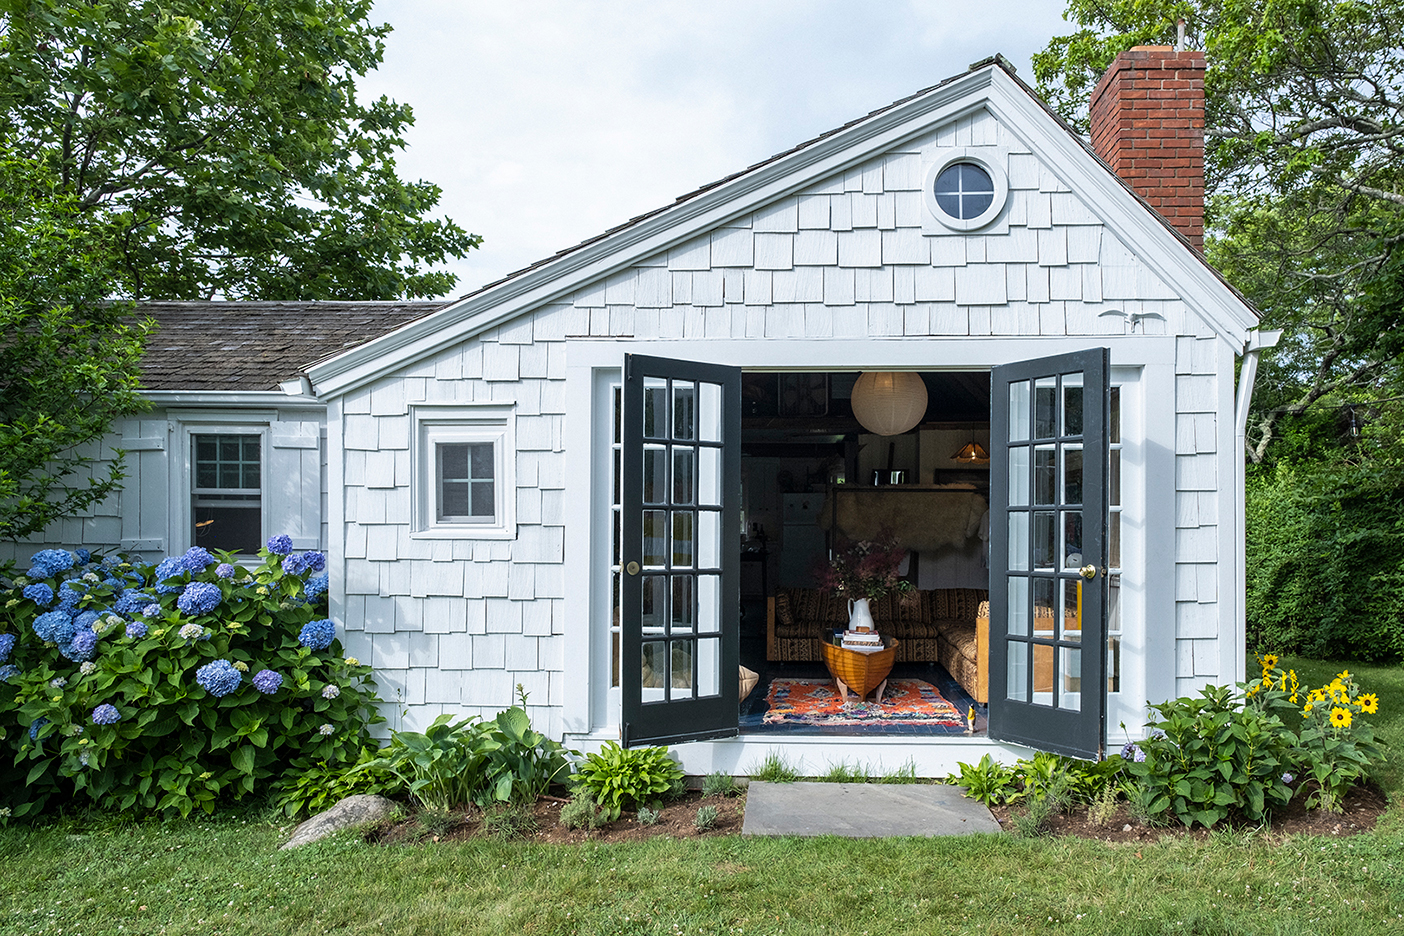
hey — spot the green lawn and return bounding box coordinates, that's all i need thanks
[2,657,1402,936]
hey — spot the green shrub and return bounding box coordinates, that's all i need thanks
[1245,461,1404,660]
[693,803,718,831]
[0,542,381,819]
[750,750,799,783]
[273,746,399,819]
[572,741,684,821]
[559,789,607,830]
[701,771,738,797]
[479,688,574,804]
[943,754,1024,806]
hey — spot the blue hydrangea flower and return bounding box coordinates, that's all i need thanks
[57,581,85,612]
[1120,741,1146,763]
[32,610,72,642]
[304,572,328,600]
[69,629,98,662]
[0,633,15,663]
[113,591,155,614]
[22,583,54,607]
[181,547,216,573]
[318,723,335,736]
[74,610,100,632]
[91,704,121,725]
[1282,772,1295,785]
[75,548,92,565]
[125,621,148,639]
[195,659,242,698]
[298,619,336,651]
[281,553,307,575]
[215,563,236,579]
[252,669,283,694]
[178,623,206,642]
[176,581,222,616]
[27,549,75,579]
[28,717,48,739]
[141,603,162,618]
[152,556,188,594]
[0,664,18,684]
[266,534,293,555]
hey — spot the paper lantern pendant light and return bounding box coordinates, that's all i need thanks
[850,371,928,436]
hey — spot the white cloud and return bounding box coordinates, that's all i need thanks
[363,0,1070,297]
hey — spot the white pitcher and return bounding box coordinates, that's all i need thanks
[847,596,875,632]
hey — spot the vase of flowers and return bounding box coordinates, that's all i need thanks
[819,529,911,633]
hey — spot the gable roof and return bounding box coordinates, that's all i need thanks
[137,301,446,392]
[307,57,1260,396]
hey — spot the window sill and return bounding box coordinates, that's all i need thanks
[410,525,516,541]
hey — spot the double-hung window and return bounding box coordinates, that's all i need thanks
[192,433,264,554]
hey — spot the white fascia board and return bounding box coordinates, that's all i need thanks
[307,71,1002,397]
[144,390,324,409]
[984,70,1258,348]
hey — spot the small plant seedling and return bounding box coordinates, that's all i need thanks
[702,772,738,797]
[480,803,537,840]
[559,790,607,831]
[636,806,661,826]
[693,804,719,831]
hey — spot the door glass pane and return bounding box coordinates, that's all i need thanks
[1107,636,1121,694]
[698,447,722,507]
[1063,511,1083,569]
[1033,511,1056,569]
[1062,444,1083,505]
[672,447,695,505]
[641,641,668,698]
[1061,579,1082,642]
[611,573,621,688]
[671,511,695,567]
[1033,446,1055,505]
[643,446,667,505]
[698,510,720,569]
[612,508,621,565]
[1062,372,1083,436]
[1109,512,1121,567]
[697,637,721,697]
[612,448,621,506]
[1033,578,1055,637]
[1061,647,1082,711]
[699,382,723,443]
[1007,643,1028,702]
[641,575,666,633]
[697,574,720,634]
[1009,380,1030,441]
[1007,577,1029,636]
[643,378,668,439]
[1109,386,1121,444]
[1109,449,1121,506]
[1034,377,1057,439]
[1008,512,1029,571]
[669,640,693,694]
[673,381,696,440]
[643,510,668,567]
[1008,446,1029,506]
[670,576,694,634]
[1033,642,1054,704]
[613,386,623,445]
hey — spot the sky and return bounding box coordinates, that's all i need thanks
[360,1,1074,300]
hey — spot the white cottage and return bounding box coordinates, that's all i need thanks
[6,50,1276,774]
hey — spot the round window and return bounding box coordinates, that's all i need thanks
[933,162,995,221]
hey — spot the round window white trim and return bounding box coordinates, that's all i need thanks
[923,148,1009,232]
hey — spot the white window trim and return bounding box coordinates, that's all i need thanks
[410,404,516,539]
[170,413,274,560]
[922,146,1011,233]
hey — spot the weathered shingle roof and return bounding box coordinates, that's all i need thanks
[136,301,447,391]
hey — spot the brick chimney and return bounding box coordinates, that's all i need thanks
[1089,46,1205,249]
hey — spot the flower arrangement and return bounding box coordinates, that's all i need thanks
[0,535,382,821]
[818,529,912,601]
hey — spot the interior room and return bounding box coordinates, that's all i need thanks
[737,370,993,736]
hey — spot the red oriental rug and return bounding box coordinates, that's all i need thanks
[760,678,966,728]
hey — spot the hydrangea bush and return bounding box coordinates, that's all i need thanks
[0,537,382,819]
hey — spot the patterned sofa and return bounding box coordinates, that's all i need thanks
[766,587,989,703]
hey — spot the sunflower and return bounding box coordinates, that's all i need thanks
[1338,669,1352,681]
[1330,707,1352,729]
[1357,693,1379,714]
[1302,701,1313,715]
[1259,653,1279,672]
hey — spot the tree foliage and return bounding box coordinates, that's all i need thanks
[0,0,481,300]
[1033,0,1404,462]
[0,155,150,540]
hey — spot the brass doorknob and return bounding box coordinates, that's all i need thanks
[626,561,640,576]
[1079,564,1098,580]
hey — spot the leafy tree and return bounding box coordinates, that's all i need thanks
[0,0,481,300]
[1033,0,1404,462]
[0,154,151,540]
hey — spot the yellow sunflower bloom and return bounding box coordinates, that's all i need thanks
[1302,702,1313,715]
[1338,670,1352,681]
[1357,693,1379,714]
[1262,675,1273,688]
[1260,653,1279,671]
[1330,707,1352,729]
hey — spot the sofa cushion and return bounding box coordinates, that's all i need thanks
[940,621,979,661]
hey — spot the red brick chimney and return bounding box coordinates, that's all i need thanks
[1089,46,1205,249]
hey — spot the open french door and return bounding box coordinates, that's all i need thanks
[620,354,742,747]
[988,349,1110,759]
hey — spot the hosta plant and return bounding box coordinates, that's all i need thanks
[0,539,381,819]
[572,741,685,821]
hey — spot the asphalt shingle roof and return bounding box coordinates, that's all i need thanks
[136,301,447,391]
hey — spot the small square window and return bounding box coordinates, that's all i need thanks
[437,442,497,522]
[413,405,515,538]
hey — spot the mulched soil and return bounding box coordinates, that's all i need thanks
[363,781,1388,846]
[990,782,1390,843]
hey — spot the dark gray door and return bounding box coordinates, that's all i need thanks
[620,354,741,747]
[988,349,1110,759]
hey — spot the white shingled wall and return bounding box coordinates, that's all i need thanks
[340,106,1235,736]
